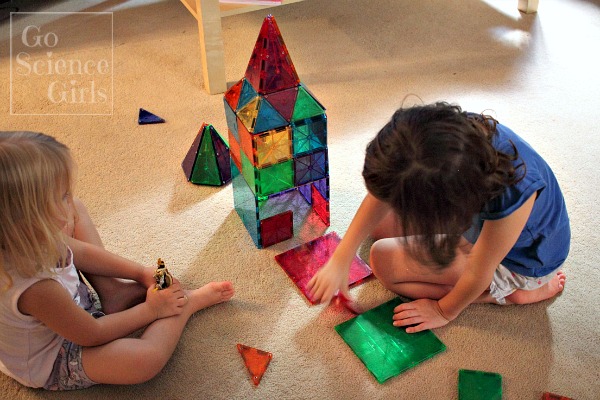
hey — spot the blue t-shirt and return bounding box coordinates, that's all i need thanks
[464,122,570,277]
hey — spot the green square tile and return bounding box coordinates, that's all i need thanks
[458,369,502,400]
[335,297,446,384]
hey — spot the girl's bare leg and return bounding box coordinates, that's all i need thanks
[81,281,234,384]
[369,236,473,299]
[70,198,146,314]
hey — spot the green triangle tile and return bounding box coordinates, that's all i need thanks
[292,85,325,121]
[190,127,222,186]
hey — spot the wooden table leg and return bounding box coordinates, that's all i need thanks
[194,0,227,94]
[518,0,539,14]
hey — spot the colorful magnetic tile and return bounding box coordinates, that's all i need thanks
[253,98,288,134]
[232,163,261,247]
[458,369,502,400]
[138,108,165,124]
[264,86,298,122]
[541,393,573,400]
[238,119,255,163]
[224,100,239,142]
[294,151,328,186]
[237,79,258,111]
[260,210,293,248]
[228,129,242,172]
[181,127,204,179]
[244,15,300,94]
[313,177,329,200]
[237,96,260,133]
[274,232,371,304]
[190,126,222,186]
[224,78,244,111]
[237,344,273,386]
[255,159,294,196]
[254,126,293,168]
[292,115,327,156]
[311,183,330,225]
[211,129,232,184]
[291,85,325,122]
[335,297,446,384]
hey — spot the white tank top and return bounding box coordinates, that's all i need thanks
[0,248,81,388]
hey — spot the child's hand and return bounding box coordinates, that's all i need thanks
[307,258,350,304]
[392,299,450,333]
[145,282,187,319]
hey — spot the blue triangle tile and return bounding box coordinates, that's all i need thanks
[138,108,165,125]
[253,98,288,134]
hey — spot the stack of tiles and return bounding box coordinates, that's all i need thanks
[224,15,330,248]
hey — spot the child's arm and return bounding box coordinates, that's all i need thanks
[18,278,186,346]
[307,193,391,303]
[66,237,156,288]
[394,194,536,333]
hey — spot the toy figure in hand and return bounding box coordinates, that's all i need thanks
[153,258,173,290]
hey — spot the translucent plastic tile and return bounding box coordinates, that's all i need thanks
[458,369,502,400]
[298,183,312,204]
[254,126,292,168]
[224,100,239,142]
[244,15,300,94]
[274,232,372,304]
[311,183,330,226]
[237,344,273,386]
[264,86,298,122]
[190,126,221,186]
[253,98,288,134]
[228,129,242,172]
[237,96,260,133]
[211,128,232,184]
[256,159,294,196]
[260,210,293,248]
[541,393,573,400]
[291,85,325,122]
[313,177,329,201]
[335,297,446,384]
[138,108,165,124]
[238,79,258,111]
[240,151,257,194]
[238,119,254,164]
[294,151,328,186]
[181,127,204,180]
[232,163,260,247]
[224,78,244,111]
[292,115,327,156]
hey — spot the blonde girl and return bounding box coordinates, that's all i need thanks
[0,131,234,390]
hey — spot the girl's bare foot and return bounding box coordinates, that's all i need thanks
[186,281,234,313]
[505,271,566,305]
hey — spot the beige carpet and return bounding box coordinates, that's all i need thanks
[1,0,599,398]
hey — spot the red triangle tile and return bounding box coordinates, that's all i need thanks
[237,344,273,386]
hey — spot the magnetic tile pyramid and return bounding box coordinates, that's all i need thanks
[182,123,232,186]
[335,297,446,384]
[274,232,372,304]
[237,344,272,386]
[138,108,165,124]
[458,369,502,400]
[224,14,329,248]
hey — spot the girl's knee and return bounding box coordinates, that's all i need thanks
[369,239,400,290]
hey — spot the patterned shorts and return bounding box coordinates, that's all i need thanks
[43,280,104,391]
[489,264,560,305]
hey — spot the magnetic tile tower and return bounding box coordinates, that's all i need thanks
[224,15,329,248]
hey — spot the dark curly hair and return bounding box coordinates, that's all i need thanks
[362,102,524,268]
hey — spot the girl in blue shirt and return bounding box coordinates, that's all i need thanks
[308,102,570,333]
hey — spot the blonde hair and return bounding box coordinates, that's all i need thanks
[0,132,73,290]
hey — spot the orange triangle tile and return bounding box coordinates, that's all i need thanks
[237,343,273,386]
